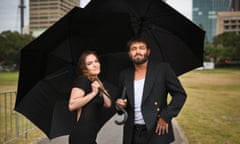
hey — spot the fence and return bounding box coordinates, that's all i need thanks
[0,91,36,144]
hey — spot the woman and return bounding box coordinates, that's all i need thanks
[68,51,112,144]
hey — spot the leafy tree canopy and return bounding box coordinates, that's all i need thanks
[212,32,240,48]
[205,32,240,64]
[0,30,34,65]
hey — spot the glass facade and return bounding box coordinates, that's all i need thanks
[192,0,231,42]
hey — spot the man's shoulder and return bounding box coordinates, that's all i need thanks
[149,60,170,68]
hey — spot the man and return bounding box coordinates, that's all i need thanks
[116,36,187,144]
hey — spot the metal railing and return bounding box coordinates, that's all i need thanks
[0,91,36,144]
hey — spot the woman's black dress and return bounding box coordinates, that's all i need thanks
[69,76,104,144]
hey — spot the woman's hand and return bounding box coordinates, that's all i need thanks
[91,80,100,96]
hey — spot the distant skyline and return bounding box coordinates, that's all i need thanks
[0,0,192,33]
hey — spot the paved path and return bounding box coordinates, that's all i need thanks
[36,115,188,144]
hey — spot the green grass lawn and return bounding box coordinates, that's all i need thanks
[177,68,240,144]
[0,72,19,82]
[0,72,18,91]
[1,69,240,144]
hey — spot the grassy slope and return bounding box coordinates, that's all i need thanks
[177,69,240,144]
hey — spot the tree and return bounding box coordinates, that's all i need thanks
[213,32,240,59]
[204,32,240,65]
[0,30,34,67]
[213,32,240,50]
[204,44,238,64]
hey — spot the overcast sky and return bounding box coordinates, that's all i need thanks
[0,0,192,33]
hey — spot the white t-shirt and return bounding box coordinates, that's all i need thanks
[134,78,146,125]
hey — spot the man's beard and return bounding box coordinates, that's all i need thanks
[132,54,149,65]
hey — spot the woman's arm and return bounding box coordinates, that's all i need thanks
[68,81,99,111]
[102,90,112,108]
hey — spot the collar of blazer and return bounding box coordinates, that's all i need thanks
[125,61,160,106]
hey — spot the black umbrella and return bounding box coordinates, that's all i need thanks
[86,0,205,76]
[15,7,133,139]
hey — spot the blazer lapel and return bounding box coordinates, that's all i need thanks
[125,68,135,107]
[142,61,159,102]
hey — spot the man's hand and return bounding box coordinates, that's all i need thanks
[115,98,127,110]
[155,118,169,135]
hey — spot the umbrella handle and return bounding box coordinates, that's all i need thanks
[115,103,128,125]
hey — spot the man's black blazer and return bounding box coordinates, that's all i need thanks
[118,61,187,144]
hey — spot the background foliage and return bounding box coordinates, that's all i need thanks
[204,32,240,65]
[0,30,34,67]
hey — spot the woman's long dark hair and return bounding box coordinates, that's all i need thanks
[78,50,109,97]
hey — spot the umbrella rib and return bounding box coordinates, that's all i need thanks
[67,14,74,65]
[149,30,166,62]
[44,69,69,80]
[144,0,155,17]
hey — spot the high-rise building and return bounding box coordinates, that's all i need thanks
[192,0,232,42]
[29,0,80,36]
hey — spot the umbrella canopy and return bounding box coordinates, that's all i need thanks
[15,7,133,139]
[86,0,205,76]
